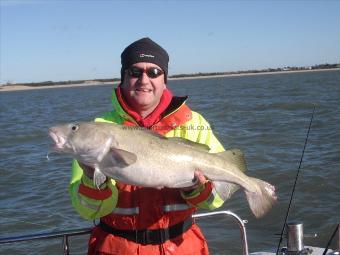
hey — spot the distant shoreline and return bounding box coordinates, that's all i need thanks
[169,67,340,80]
[0,81,113,92]
[1,68,339,92]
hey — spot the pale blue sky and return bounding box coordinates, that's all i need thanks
[1,0,340,84]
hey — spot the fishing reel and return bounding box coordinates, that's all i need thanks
[278,221,340,255]
[278,221,313,255]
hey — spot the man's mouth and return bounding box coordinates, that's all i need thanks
[136,88,152,93]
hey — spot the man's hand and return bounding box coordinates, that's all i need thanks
[78,162,95,179]
[181,170,208,192]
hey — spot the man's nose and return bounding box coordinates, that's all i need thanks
[139,72,150,84]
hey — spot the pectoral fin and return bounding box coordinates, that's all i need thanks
[110,148,137,167]
[93,166,107,189]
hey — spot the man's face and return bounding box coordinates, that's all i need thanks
[121,62,166,112]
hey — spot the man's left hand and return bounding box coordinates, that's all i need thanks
[181,170,207,192]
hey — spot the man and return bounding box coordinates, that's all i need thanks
[70,38,230,255]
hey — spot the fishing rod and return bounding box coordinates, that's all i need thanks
[275,105,316,255]
[323,223,340,255]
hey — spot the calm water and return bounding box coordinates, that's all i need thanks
[0,70,339,255]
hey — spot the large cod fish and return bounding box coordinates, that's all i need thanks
[49,122,277,218]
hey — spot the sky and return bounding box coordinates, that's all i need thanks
[1,0,340,84]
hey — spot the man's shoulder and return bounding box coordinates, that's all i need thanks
[163,96,188,116]
[187,109,210,125]
[94,110,123,123]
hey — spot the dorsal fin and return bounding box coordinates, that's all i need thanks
[144,129,168,139]
[127,126,168,140]
[216,149,247,172]
[123,125,210,151]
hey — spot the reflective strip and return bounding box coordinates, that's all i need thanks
[185,182,213,205]
[112,207,139,215]
[111,204,191,215]
[78,183,112,201]
[78,194,101,211]
[163,204,192,212]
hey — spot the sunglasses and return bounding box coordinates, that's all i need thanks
[127,66,164,79]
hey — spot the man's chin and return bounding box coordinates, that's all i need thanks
[130,98,154,108]
[133,94,153,103]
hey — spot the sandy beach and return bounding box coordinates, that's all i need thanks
[1,68,339,92]
[0,81,114,92]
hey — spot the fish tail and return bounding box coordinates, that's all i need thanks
[245,178,277,218]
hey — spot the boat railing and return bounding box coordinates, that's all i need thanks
[193,211,249,255]
[0,210,249,255]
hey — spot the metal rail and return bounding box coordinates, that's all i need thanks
[0,228,92,244]
[0,210,249,255]
[0,227,92,255]
[193,211,249,255]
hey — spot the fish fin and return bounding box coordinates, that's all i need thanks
[126,126,167,140]
[93,166,107,189]
[110,149,137,166]
[245,178,277,218]
[96,137,113,162]
[213,181,240,201]
[216,149,247,172]
[169,137,211,151]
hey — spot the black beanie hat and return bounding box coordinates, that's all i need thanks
[120,37,169,83]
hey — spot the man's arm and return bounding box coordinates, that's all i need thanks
[69,160,118,220]
[179,111,230,210]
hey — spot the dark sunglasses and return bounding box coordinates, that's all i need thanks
[127,66,164,79]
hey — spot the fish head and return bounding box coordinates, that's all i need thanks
[48,122,111,164]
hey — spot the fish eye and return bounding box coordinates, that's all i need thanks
[71,124,79,131]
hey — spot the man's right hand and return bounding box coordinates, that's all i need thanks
[78,162,95,179]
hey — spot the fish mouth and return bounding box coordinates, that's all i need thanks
[48,129,66,150]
